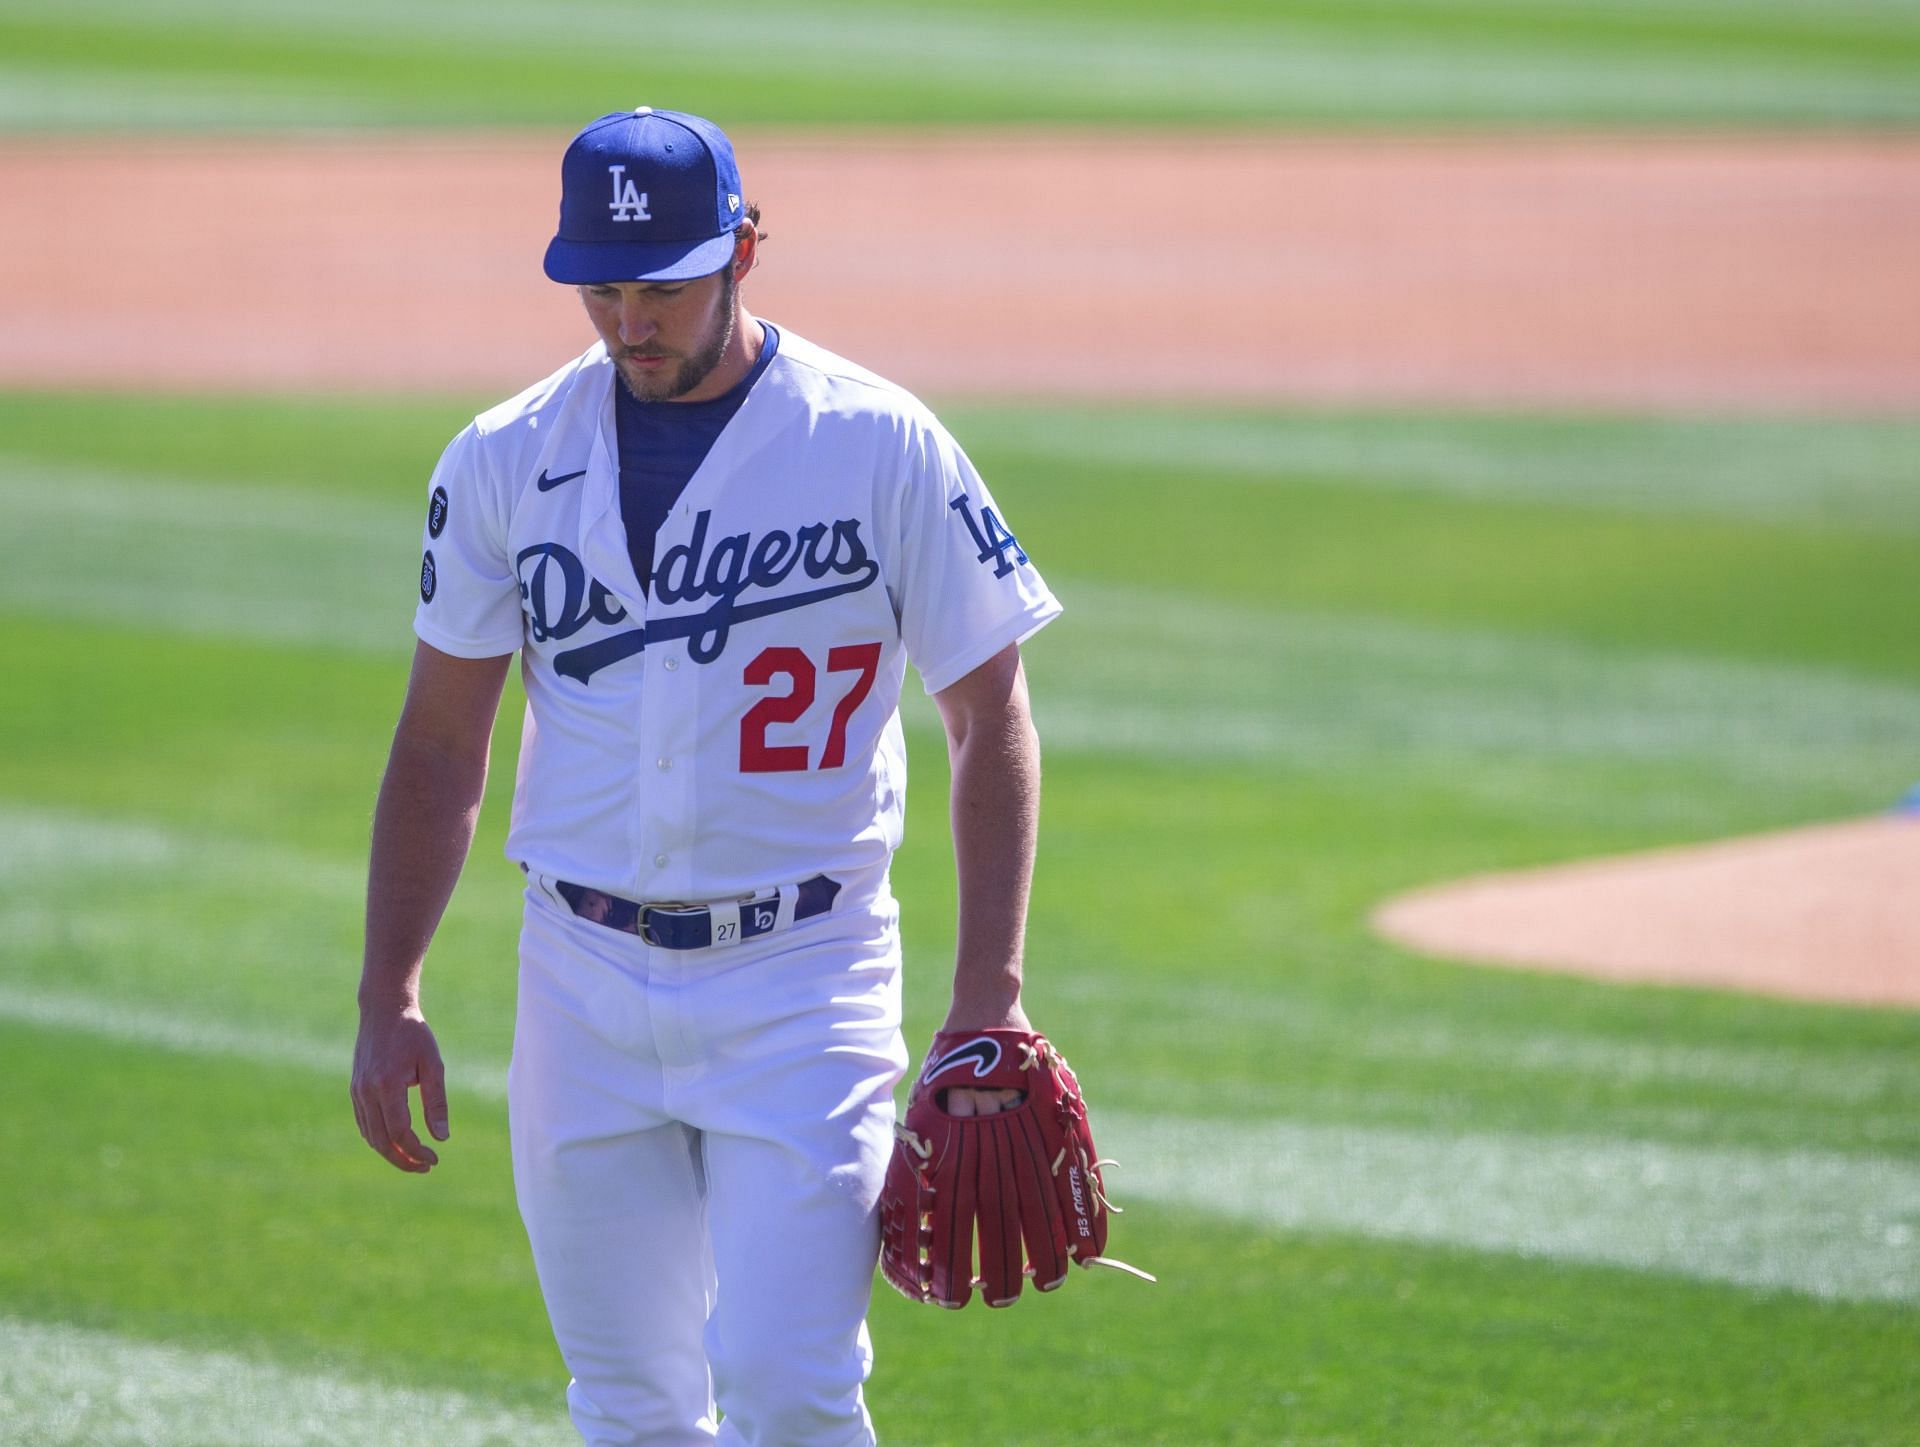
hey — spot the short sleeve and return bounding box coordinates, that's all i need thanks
[411,423,524,658]
[893,418,1061,695]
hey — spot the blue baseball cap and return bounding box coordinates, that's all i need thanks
[543,107,746,284]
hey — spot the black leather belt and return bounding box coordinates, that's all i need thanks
[552,873,842,950]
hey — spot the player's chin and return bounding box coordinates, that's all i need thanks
[617,357,683,398]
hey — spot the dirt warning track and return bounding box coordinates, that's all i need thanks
[3,131,1919,409]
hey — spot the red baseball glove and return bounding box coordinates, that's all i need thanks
[879,1028,1151,1307]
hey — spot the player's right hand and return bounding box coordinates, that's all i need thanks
[350,1005,450,1174]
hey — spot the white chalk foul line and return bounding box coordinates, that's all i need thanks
[0,1316,574,1447]
[1,977,1913,1306]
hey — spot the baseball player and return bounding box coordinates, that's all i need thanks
[350,108,1061,1445]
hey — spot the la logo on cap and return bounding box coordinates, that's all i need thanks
[608,164,652,223]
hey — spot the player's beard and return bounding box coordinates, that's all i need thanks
[619,267,738,403]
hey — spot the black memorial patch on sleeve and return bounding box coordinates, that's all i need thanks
[427,486,449,538]
[420,550,438,603]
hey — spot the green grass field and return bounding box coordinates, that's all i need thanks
[2,391,1918,1443]
[5,0,1920,128]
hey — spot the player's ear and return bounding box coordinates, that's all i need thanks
[730,225,759,282]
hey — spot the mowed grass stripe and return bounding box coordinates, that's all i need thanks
[0,982,509,1103]
[9,1017,1908,1446]
[1029,582,1920,788]
[0,800,522,1052]
[3,971,1913,1305]
[6,803,1911,1121]
[954,409,1920,533]
[16,408,1920,529]
[9,399,1918,679]
[0,1316,574,1447]
[7,458,1919,810]
[34,0,1920,52]
[20,399,1916,516]
[0,61,380,130]
[1108,1113,1920,1305]
[0,459,417,654]
[4,0,1919,126]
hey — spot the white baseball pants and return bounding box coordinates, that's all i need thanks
[509,882,908,1446]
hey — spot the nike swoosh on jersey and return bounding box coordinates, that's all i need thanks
[535,468,588,492]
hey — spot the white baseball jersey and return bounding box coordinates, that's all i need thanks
[413,325,1060,905]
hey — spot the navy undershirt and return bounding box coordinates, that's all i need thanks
[615,322,780,596]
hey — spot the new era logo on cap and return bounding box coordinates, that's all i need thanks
[544,106,745,284]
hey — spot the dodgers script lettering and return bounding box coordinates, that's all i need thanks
[540,510,882,683]
[516,543,631,643]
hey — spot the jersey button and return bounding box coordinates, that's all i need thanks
[654,852,670,868]
[656,757,671,771]
[663,657,679,672]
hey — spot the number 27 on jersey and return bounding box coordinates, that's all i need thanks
[739,642,881,773]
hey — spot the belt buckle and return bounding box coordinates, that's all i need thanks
[638,901,703,949]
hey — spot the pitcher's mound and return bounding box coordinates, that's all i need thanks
[1372,814,1920,1008]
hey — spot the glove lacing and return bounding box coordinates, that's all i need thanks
[890,1071,1157,1286]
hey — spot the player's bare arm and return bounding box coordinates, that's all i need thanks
[351,641,512,1173]
[933,640,1038,1042]
[884,645,1142,1304]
